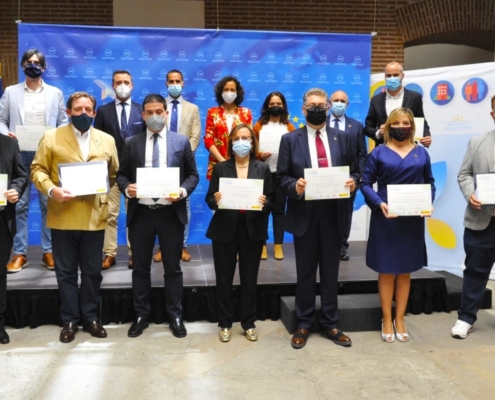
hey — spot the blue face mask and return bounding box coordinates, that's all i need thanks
[71,113,93,132]
[331,102,346,117]
[232,140,252,158]
[167,84,182,98]
[386,77,402,91]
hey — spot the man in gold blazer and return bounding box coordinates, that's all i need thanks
[31,92,119,343]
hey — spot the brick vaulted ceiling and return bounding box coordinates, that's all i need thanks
[396,0,495,51]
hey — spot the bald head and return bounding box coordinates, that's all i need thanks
[329,90,348,117]
[330,90,349,105]
[385,62,404,77]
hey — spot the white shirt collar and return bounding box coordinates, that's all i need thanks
[386,87,404,99]
[24,79,45,93]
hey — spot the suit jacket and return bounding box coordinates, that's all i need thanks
[176,99,201,152]
[205,158,274,243]
[94,100,144,159]
[30,125,119,231]
[0,135,28,235]
[276,126,360,237]
[458,129,495,230]
[0,81,69,135]
[117,130,199,227]
[364,88,431,145]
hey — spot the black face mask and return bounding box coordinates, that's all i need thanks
[305,107,327,126]
[268,106,283,117]
[24,63,43,79]
[71,113,94,132]
[389,127,411,142]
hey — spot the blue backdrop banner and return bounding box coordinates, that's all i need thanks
[18,23,371,245]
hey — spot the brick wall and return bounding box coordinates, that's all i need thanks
[0,0,113,89]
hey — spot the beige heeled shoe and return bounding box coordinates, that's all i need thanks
[274,244,284,260]
[261,245,268,260]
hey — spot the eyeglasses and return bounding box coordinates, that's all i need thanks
[232,136,252,142]
[304,105,328,113]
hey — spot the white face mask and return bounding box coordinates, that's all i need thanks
[115,84,131,99]
[222,92,237,104]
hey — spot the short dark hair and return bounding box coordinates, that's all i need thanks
[227,124,258,160]
[214,76,244,106]
[112,70,132,83]
[491,95,495,111]
[142,94,167,111]
[66,92,97,111]
[20,49,46,69]
[166,69,183,81]
[258,91,290,125]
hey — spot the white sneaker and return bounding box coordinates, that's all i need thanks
[451,319,474,339]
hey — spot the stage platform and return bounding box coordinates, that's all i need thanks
[5,242,451,329]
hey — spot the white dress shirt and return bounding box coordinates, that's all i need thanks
[24,80,46,127]
[166,95,183,132]
[306,125,332,168]
[115,98,131,127]
[330,114,346,132]
[375,88,405,139]
[71,124,91,161]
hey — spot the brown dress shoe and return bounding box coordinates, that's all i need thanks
[102,255,116,270]
[181,248,192,262]
[7,254,28,274]
[291,328,310,349]
[153,249,162,263]
[83,321,107,338]
[42,252,55,270]
[321,328,352,347]
[60,323,78,343]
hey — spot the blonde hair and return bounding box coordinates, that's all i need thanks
[383,107,416,145]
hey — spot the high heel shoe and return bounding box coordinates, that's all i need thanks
[381,321,395,343]
[394,320,409,343]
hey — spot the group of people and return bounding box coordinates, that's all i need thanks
[0,50,491,348]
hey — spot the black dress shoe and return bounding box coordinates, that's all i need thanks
[128,256,133,270]
[83,321,107,338]
[340,248,350,261]
[128,317,149,338]
[0,326,10,344]
[60,322,78,343]
[169,318,187,338]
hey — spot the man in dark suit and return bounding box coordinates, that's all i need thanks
[117,94,199,339]
[364,61,432,147]
[94,70,145,270]
[0,135,28,343]
[277,88,360,349]
[327,90,367,261]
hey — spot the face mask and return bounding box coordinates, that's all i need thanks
[389,127,411,142]
[71,113,94,132]
[146,115,166,132]
[232,140,252,157]
[115,84,131,99]
[167,84,182,98]
[386,77,402,91]
[305,107,327,126]
[24,63,43,79]
[222,92,237,104]
[331,102,346,117]
[268,106,283,117]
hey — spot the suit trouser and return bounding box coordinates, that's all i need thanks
[293,200,342,330]
[129,205,184,320]
[459,218,495,324]
[268,172,286,245]
[103,183,131,257]
[52,229,104,324]
[342,190,357,250]
[212,213,263,330]
[0,210,13,326]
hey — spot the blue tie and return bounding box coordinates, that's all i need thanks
[120,102,128,138]
[152,133,160,201]
[333,117,339,131]
[170,100,178,133]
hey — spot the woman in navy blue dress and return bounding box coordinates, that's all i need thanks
[361,108,435,343]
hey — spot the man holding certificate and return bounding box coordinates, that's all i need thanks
[277,88,359,349]
[117,94,198,339]
[452,95,495,339]
[31,92,119,343]
[0,49,68,273]
[0,134,28,344]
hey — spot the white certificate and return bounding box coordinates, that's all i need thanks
[304,166,350,200]
[259,132,285,172]
[414,118,424,141]
[218,178,263,211]
[387,184,432,216]
[16,125,51,151]
[59,161,109,196]
[136,167,180,198]
[0,174,7,206]
[475,173,495,205]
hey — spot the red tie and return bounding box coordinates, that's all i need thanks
[315,130,328,168]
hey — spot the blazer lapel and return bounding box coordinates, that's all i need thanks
[16,85,26,125]
[87,128,102,160]
[327,127,338,167]
[63,126,84,161]
[179,100,189,132]
[137,133,147,167]
[401,89,411,108]
[226,160,237,178]
[485,132,495,172]
[166,131,175,167]
[297,127,312,168]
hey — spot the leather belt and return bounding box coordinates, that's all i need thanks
[139,203,171,210]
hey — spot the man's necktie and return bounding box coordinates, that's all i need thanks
[333,117,339,131]
[120,102,128,138]
[170,100,178,133]
[315,130,329,168]
[152,133,160,201]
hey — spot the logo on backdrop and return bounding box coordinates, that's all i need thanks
[461,77,488,104]
[404,83,424,97]
[430,80,455,105]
